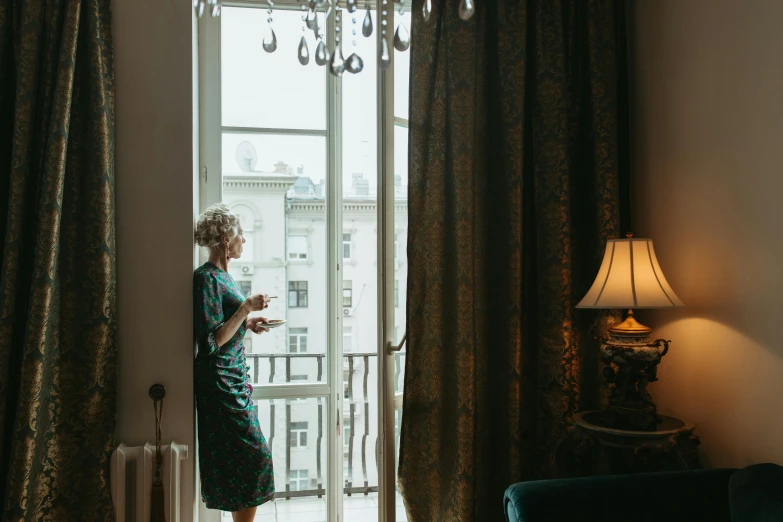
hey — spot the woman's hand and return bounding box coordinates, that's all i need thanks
[243,293,270,313]
[247,316,270,334]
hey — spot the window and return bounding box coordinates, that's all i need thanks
[394,233,398,259]
[343,326,353,353]
[343,280,353,308]
[290,421,308,448]
[288,234,308,260]
[289,281,308,308]
[395,280,399,308]
[343,233,351,259]
[289,327,308,353]
[238,280,252,297]
[201,4,411,512]
[289,469,309,491]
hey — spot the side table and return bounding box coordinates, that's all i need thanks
[555,410,701,478]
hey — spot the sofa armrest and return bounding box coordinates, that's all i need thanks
[504,469,735,522]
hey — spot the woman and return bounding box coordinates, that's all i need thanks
[193,203,275,522]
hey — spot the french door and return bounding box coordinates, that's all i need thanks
[198,2,409,521]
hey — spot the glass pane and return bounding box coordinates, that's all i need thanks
[342,12,378,198]
[221,7,326,130]
[394,70,410,522]
[341,12,381,519]
[394,11,412,120]
[220,398,328,520]
[343,352,379,513]
[222,133,326,385]
[222,133,326,180]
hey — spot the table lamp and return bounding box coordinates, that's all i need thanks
[577,234,683,430]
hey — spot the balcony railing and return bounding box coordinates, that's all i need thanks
[246,351,406,501]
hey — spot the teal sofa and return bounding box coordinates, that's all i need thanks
[504,464,783,522]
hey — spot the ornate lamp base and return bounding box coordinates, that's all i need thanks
[600,312,671,431]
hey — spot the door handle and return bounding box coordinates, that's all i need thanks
[386,331,406,355]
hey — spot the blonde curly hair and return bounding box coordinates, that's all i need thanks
[195,203,240,248]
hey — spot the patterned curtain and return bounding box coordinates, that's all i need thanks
[398,0,630,520]
[0,1,116,520]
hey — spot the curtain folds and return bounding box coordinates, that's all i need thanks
[0,1,116,520]
[398,0,630,520]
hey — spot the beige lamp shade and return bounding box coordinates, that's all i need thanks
[577,237,684,309]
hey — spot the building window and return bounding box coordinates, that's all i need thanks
[289,281,308,308]
[290,421,308,448]
[243,334,253,353]
[239,280,252,297]
[288,234,308,260]
[395,280,399,308]
[343,233,351,259]
[289,327,308,353]
[343,326,353,353]
[343,280,353,308]
[289,469,309,491]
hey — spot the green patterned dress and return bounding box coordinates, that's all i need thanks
[194,262,275,511]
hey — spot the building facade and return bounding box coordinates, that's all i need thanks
[221,160,407,496]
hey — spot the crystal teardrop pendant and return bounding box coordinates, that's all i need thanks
[306,8,318,30]
[298,36,310,65]
[197,0,205,17]
[345,53,364,74]
[347,0,358,13]
[211,2,221,17]
[393,22,410,51]
[379,37,391,69]
[422,0,432,22]
[362,7,373,37]
[458,0,475,21]
[263,26,278,53]
[315,39,330,65]
[330,45,346,76]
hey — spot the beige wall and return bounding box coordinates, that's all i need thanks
[633,0,783,468]
[114,0,198,519]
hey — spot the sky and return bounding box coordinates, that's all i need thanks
[220,6,411,195]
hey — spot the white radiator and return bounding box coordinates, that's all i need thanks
[111,442,189,522]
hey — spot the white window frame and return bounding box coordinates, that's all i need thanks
[343,232,352,259]
[198,2,403,520]
[343,280,353,308]
[288,233,309,261]
[289,469,309,492]
[342,326,353,354]
[290,421,309,449]
[288,327,308,353]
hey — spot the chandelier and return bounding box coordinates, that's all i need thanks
[193,0,475,75]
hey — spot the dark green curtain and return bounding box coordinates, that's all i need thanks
[0,1,116,520]
[398,0,630,520]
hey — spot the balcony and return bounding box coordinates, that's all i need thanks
[222,351,407,522]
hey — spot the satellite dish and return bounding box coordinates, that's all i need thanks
[236,141,258,172]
